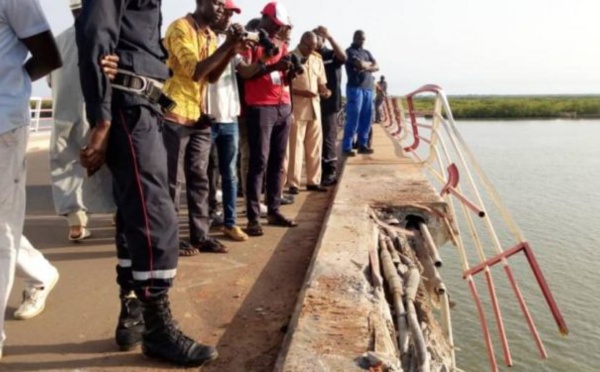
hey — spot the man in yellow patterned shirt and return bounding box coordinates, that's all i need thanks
[161,0,244,257]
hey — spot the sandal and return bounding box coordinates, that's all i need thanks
[196,238,229,254]
[178,240,200,257]
[267,213,298,228]
[69,227,92,243]
[246,221,264,237]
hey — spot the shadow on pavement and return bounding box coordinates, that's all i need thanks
[203,190,332,372]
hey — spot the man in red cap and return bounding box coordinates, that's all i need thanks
[224,0,240,13]
[237,2,297,237]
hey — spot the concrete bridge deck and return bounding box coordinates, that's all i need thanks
[4,123,443,371]
[3,132,332,371]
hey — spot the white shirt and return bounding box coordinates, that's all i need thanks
[49,26,86,124]
[0,0,50,134]
[206,35,241,123]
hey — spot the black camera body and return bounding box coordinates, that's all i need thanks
[283,54,307,76]
[243,29,280,57]
[258,29,279,57]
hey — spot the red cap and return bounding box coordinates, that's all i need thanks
[225,0,241,14]
[261,2,290,27]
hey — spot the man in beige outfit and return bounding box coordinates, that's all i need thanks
[287,31,331,194]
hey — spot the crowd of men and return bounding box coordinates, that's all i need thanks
[0,0,382,367]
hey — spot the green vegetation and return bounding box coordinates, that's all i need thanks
[405,95,600,119]
[29,99,53,118]
[32,95,600,120]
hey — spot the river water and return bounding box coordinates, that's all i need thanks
[437,119,600,371]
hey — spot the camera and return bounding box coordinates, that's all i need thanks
[244,29,280,57]
[283,54,307,76]
[226,26,280,58]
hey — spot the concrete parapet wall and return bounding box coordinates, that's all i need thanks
[275,125,446,371]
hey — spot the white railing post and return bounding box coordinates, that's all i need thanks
[30,96,43,132]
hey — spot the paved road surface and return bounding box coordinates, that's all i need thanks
[2,135,331,372]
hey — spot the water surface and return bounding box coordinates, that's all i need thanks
[439,119,600,371]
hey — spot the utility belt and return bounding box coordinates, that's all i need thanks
[111,69,176,111]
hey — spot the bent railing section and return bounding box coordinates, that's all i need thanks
[382,85,568,371]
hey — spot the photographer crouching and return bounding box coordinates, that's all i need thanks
[161,0,246,256]
[237,2,298,236]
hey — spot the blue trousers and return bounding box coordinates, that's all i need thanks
[211,122,239,228]
[342,86,374,152]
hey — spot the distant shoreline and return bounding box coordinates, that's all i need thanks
[404,95,600,120]
[34,95,600,120]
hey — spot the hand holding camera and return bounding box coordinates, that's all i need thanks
[283,54,307,79]
[225,23,246,45]
[271,57,294,72]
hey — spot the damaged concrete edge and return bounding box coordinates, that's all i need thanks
[274,125,446,371]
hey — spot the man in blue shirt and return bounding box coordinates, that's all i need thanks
[342,30,379,156]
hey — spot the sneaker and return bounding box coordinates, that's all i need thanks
[223,225,249,241]
[14,268,59,320]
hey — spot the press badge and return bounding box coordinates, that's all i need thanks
[270,71,282,85]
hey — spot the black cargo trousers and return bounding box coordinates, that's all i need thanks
[105,96,179,299]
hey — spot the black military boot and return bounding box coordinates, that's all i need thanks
[115,291,144,351]
[141,294,218,367]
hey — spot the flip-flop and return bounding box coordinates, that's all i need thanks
[246,221,264,237]
[178,247,200,257]
[178,240,200,257]
[69,227,92,243]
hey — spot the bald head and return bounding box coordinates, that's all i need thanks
[299,31,317,56]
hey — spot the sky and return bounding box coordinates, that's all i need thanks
[35,0,600,97]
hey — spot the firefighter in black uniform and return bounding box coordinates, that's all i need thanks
[75,0,218,367]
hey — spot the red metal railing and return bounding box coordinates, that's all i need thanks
[382,85,568,372]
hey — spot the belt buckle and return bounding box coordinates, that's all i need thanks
[113,70,175,111]
[143,83,162,104]
[114,69,148,94]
